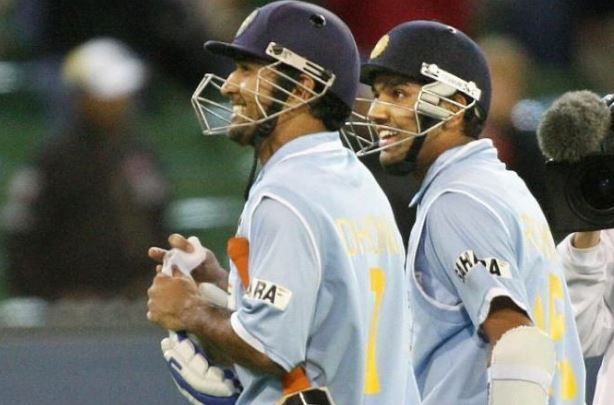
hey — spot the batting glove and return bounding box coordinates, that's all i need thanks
[161,236,208,277]
[162,332,242,405]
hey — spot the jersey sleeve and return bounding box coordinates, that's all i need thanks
[421,192,531,330]
[230,196,320,372]
[557,232,614,356]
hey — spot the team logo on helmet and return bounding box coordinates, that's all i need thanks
[370,34,389,60]
[236,9,258,38]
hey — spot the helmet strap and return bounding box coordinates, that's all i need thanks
[382,133,426,176]
[381,113,440,176]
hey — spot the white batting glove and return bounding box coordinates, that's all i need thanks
[161,236,207,278]
[160,237,238,403]
[162,332,241,405]
[198,282,230,309]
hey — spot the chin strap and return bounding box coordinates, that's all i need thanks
[243,151,260,201]
[383,133,426,176]
[382,113,446,176]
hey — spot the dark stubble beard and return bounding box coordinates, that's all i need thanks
[227,123,259,146]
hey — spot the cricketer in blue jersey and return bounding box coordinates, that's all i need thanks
[146,2,422,404]
[344,20,586,405]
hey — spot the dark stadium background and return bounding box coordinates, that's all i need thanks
[1,0,611,403]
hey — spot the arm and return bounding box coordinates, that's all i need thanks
[147,234,282,374]
[481,297,532,344]
[572,230,601,249]
[148,197,320,378]
[422,193,537,331]
[147,270,285,376]
[423,194,556,404]
[558,230,612,356]
[486,319,556,405]
[481,279,556,405]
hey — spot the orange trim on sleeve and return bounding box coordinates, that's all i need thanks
[228,237,312,396]
[227,236,250,288]
[282,366,312,395]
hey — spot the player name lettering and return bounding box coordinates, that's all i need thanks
[336,216,401,257]
[454,250,511,282]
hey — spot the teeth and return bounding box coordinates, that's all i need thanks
[379,130,397,140]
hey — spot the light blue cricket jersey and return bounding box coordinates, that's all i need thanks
[407,139,585,405]
[227,132,422,405]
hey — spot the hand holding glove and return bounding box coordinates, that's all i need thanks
[162,332,242,405]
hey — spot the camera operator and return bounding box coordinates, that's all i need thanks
[539,90,614,405]
[557,229,614,405]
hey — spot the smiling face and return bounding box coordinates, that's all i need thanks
[220,58,277,145]
[366,72,478,179]
[367,74,424,167]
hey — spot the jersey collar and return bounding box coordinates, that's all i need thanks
[409,138,497,207]
[261,131,343,172]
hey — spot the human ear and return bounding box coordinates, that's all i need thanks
[442,93,468,128]
[291,74,317,102]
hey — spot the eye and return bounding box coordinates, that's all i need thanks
[236,60,260,73]
[392,88,406,99]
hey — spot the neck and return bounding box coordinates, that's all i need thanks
[413,127,474,182]
[258,109,327,164]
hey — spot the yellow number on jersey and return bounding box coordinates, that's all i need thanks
[533,273,577,400]
[364,267,385,394]
[534,274,565,340]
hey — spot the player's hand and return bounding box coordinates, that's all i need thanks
[147,268,200,331]
[162,332,241,405]
[148,234,207,276]
[149,234,197,261]
[148,234,227,286]
[571,230,601,249]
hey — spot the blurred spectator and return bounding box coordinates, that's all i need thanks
[572,4,614,93]
[14,0,221,85]
[189,0,257,44]
[1,38,170,300]
[474,0,576,68]
[11,0,238,127]
[474,0,613,96]
[327,0,475,56]
[478,34,548,205]
[479,35,530,166]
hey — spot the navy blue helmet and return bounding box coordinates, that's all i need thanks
[192,1,360,136]
[362,20,491,121]
[343,20,492,161]
[205,0,360,109]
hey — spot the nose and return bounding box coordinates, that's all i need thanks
[367,98,388,123]
[220,70,240,98]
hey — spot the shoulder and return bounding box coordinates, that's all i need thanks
[250,196,308,228]
[427,191,508,228]
[243,192,318,244]
[424,191,514,250]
